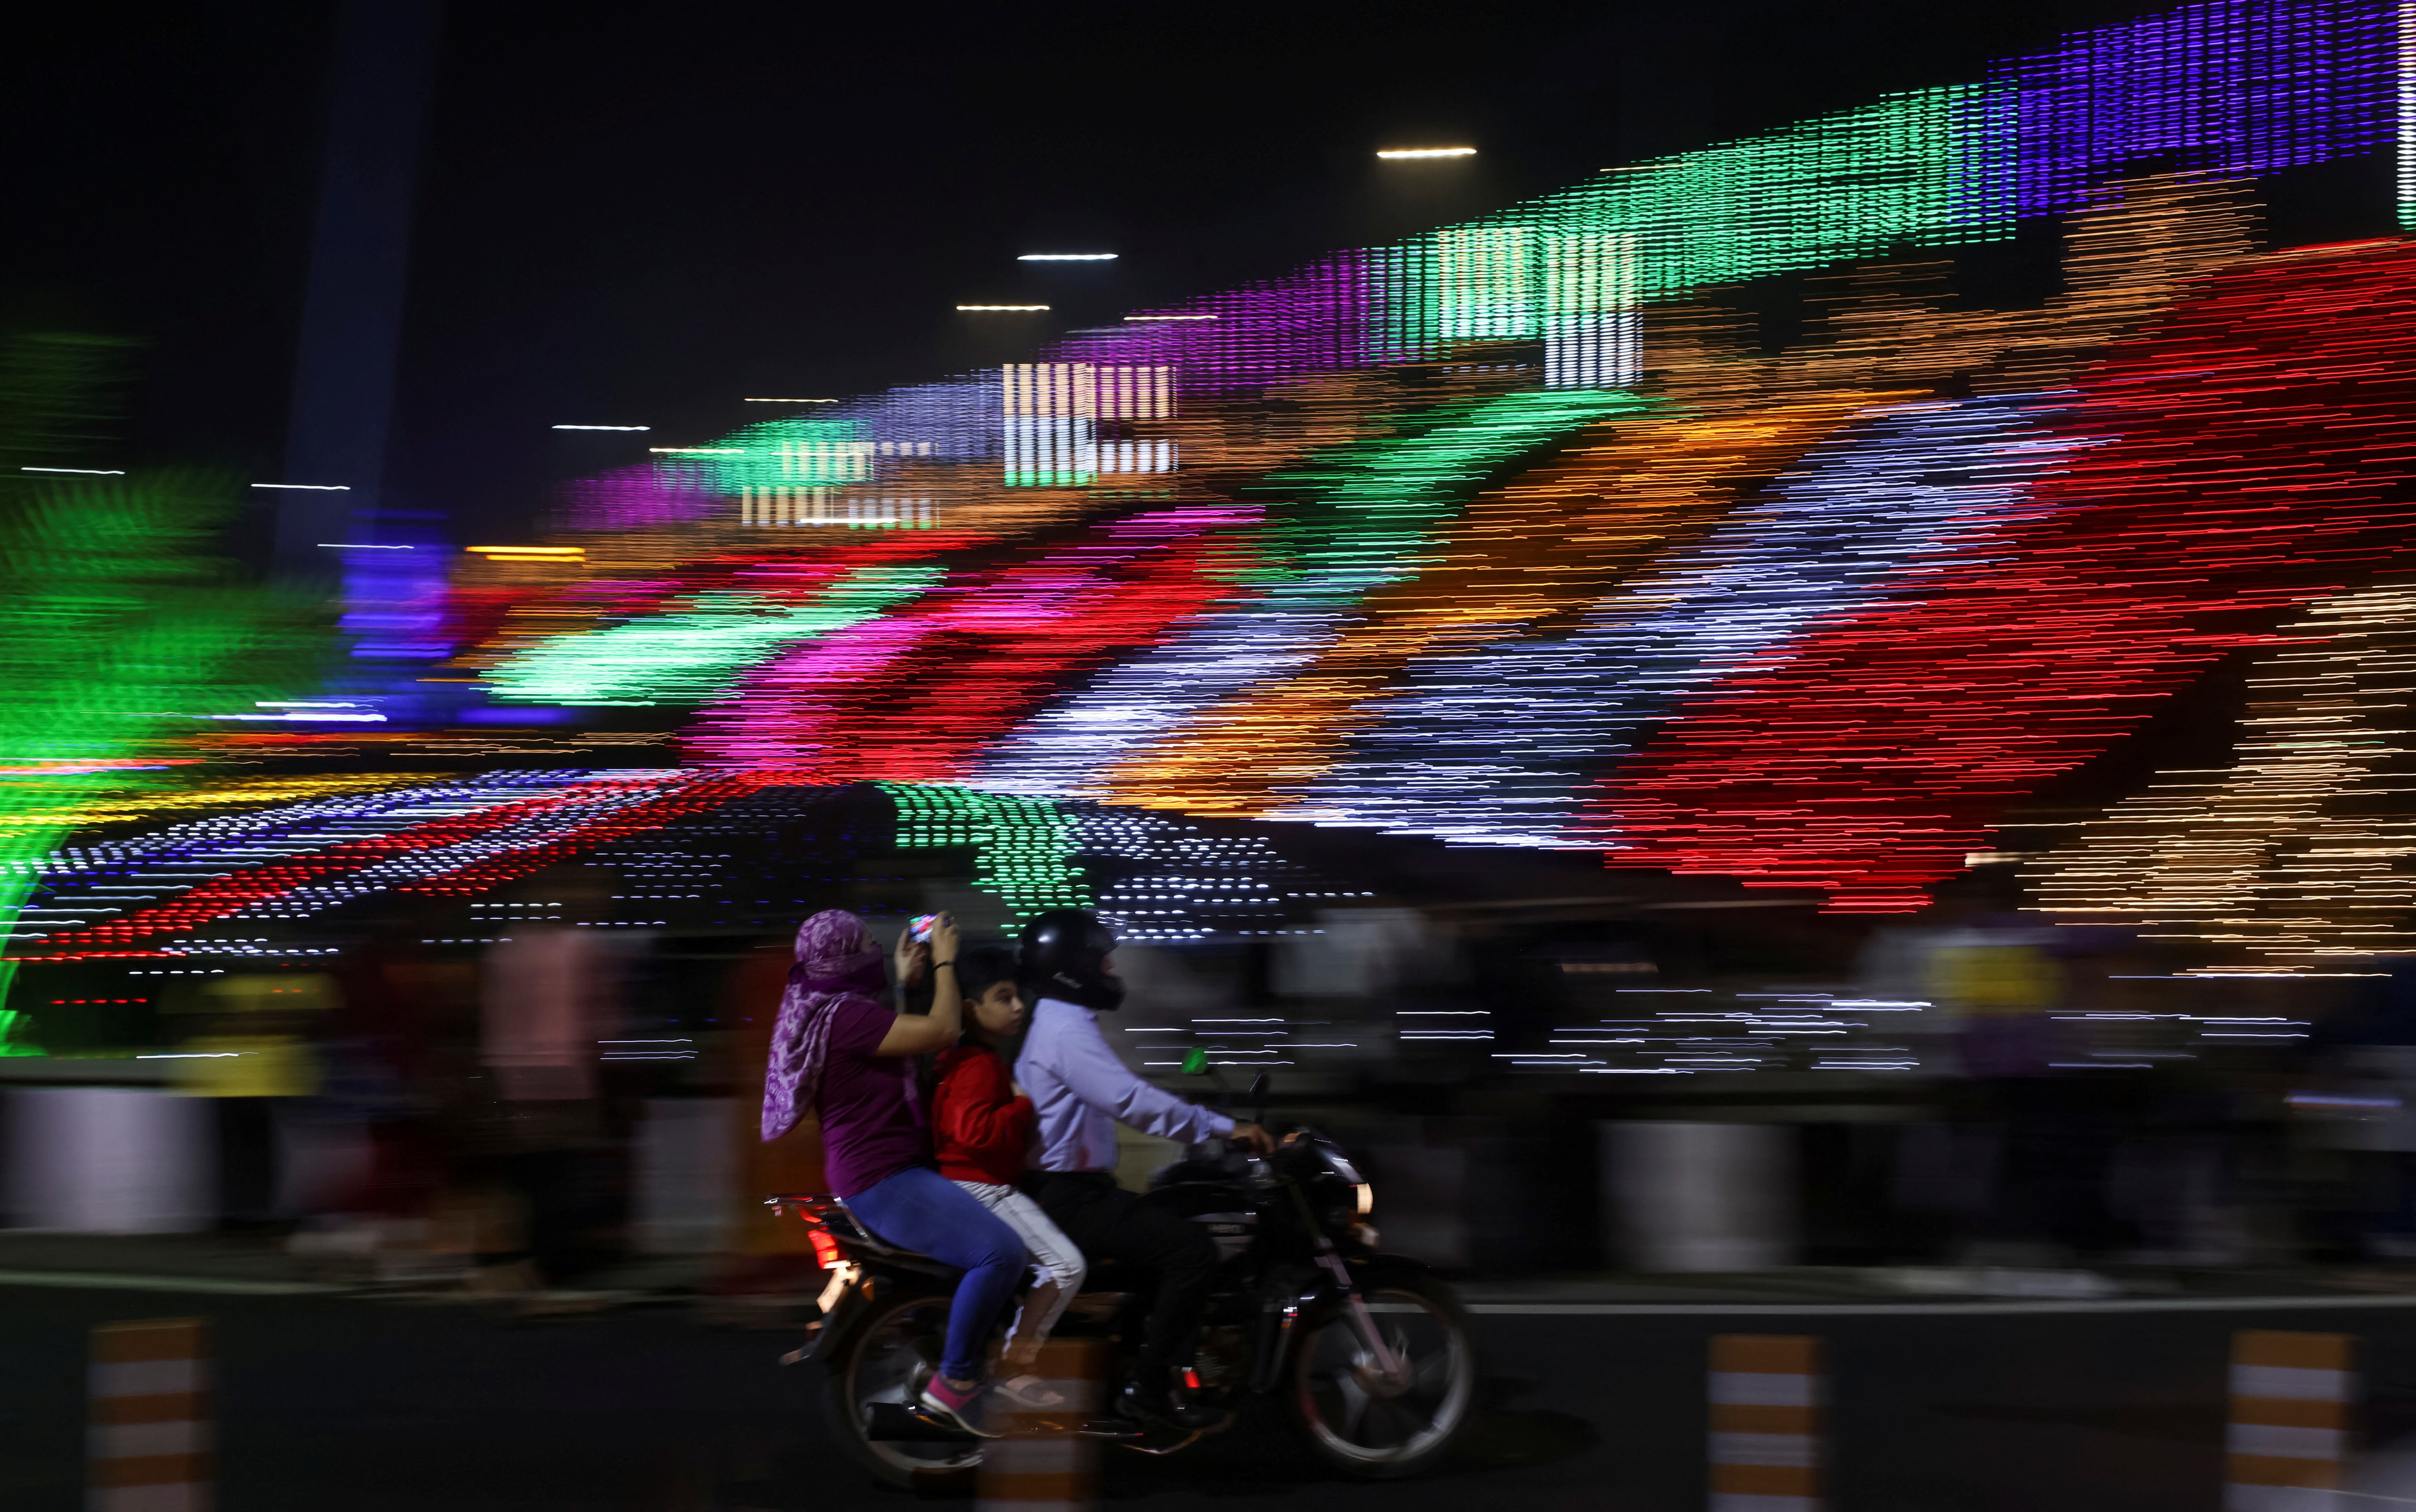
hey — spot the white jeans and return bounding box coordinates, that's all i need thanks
[952,1180,1086,1360]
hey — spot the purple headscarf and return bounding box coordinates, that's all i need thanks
[761,910,889,1142]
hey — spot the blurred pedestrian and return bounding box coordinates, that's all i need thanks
[477,871,626,1292]
[174,970,333,1231]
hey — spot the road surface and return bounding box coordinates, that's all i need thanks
[8,1282,2416,1509]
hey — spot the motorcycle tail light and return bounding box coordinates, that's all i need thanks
[1182,1367,1202,1392]
[808,1225,842,1270]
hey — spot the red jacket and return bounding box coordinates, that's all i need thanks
[932,1043,1034,1186]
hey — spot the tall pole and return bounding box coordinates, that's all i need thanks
[275,0,443,575]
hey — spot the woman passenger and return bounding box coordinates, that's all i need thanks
[760,909,1021,1437]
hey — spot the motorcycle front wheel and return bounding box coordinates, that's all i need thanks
[820,1286,983,1492]
[1285,1272,1476,1479]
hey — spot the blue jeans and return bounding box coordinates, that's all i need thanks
[844,1165,1027,1381]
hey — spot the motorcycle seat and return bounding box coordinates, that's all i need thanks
[770,1193,1145,1292]
[767,1193,944,1265]
[828,1205,935,1263]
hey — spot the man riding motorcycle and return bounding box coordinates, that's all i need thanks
[1012,909,1273,1431]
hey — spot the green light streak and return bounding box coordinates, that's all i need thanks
[674,416,872,494]
[879,783,1092,923]
[0,331,329,1029]
[0,1005,36,1056]
[489,565,940,706]
[1378,84,2013,357]
[1260,387,1651,595]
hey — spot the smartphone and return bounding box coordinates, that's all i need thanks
[908,913,940,944]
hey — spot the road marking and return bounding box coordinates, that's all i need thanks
[0,1270,337,1297]
[1710,1334,1823,1510]
[1467,1296,2416,1317]
[2228,1331,2352,1510]
[91,1318,210,1512]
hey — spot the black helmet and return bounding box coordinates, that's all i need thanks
[1018,908,1125,1012]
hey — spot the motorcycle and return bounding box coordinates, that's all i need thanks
[769,1060,1476,1490]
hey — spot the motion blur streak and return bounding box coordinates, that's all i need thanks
[1586,242,2416,911]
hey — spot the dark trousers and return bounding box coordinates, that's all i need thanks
[1027,1171,1216,1392]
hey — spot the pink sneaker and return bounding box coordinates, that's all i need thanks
[917,1374,999,1438]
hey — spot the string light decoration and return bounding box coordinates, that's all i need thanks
[0,336,328,1008]
[16,0,2413,978]
[9,769,752,957]
[2026,581,2416,960]
[1091,389,1641,813]
[1311,391,2087,845]
[879,782,1334,939]
[880,783,1093,922]
[684,505,1263,777]
[2007,0,2394,216]
[961,388,1634,804]
[486,566,939,706]
[1001,363,1176,486]
[1583,241,2416,911]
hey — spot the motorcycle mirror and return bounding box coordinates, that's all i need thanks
[1248,1070,1270,1123]
[1180,1047,1209,1076]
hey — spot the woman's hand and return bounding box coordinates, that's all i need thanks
[928,911,960,967]
[894,925,929,989]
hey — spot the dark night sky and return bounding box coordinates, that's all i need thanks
[9,0,2170,545]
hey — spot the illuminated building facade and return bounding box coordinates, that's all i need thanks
[14,0,2416,981]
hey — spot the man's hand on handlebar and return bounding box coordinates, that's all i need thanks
[1227,1122,1275,1155]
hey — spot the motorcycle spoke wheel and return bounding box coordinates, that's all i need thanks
[843,1296,983,1480]
[1289,1283,1474,1476]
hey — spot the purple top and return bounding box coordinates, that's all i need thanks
[818,996,931,1198]
[760,909,931,1196]
[762,910,888,1143]
[1014,996,1233,1173]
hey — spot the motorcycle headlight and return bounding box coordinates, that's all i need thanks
[1355,1181,1374,1217]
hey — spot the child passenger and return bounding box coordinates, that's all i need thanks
[931,946,1087,1397]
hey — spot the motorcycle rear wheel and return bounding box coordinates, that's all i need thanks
[820,1286,984,1491]
[1285,1272,1476,1479]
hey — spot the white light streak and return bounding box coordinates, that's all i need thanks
[957,304,1050,311]
[552,424,650,431]
[250,483,350,490]
[21,466,124,475]
[1377,146,1477,159]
